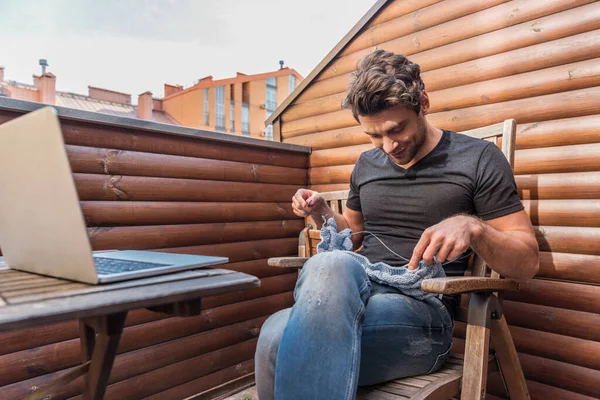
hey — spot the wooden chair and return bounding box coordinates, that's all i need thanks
[268,120,530,399]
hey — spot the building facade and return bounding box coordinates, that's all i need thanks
[161,68,302,140]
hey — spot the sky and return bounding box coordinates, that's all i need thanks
[0,0,376,102]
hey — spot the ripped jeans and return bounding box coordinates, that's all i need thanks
[255,252,454,400]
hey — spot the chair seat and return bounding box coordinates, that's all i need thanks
[357,353,465,400]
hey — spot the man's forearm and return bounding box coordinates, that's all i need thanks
[470,218,539,280]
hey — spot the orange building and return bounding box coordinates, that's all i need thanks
[161,67,303,140]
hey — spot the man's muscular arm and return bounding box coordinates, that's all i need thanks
[409,210,539,280]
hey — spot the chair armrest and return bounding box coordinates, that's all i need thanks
[267,257,309,268]
[421,276,520,295]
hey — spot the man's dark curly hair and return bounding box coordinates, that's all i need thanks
[342,50,425,121]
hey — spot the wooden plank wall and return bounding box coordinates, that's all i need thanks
[278,1,600,399]
[0,109,308,399]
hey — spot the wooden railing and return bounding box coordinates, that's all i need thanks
[0,97,310,400]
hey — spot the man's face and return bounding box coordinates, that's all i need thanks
[358,103,428,167]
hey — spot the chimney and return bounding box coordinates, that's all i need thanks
[137,91,153,120]
[164,83,183,97]
[39,59,49,75]
[0,66,4,82]
[279,60,284,69]
[34,72,56,105]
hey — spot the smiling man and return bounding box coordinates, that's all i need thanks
[255,50,539,400]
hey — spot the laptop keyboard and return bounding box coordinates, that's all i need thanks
[93,257,170,275]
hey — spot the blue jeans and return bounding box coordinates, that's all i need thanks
[255,252,454,400]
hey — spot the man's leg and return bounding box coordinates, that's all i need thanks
[274,252,371,400]
[358,282,454,386]
[255,308,290,400]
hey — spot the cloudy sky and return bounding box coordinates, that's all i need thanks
[0,0,376,102]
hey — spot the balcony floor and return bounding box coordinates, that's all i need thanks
[224,386,258,400]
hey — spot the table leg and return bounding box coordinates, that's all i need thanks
[79,312,127,400]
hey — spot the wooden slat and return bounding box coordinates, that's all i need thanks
[154,237,298,263]
[536,251,600,284]
[66,145,306,185]
[368,0,442,27]
[516,171,600,200]
[412,2,600,72]
[488,373,600,400]
[504,278,600,314]
[534,225,600,255]
[341,0,508,56]
[509,324,600,370]
[59,120,308,169]
[81,201,297,226]
[503,300,600,342]
[319,0,598,81]
[144,361,254,400]
[429,58,600,114]
[519,352,600,398]
[0,309,164,357]
[86,220,304,251]
[522,200,600,228]
[98,339,258,400]
[423,29,600,92]
[74,173,300,202]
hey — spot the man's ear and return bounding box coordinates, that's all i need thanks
[420,91,430,115]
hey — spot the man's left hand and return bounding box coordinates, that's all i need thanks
[408,215,483,270]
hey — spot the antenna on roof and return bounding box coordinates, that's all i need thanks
[279,60,284,69]
[39,59,49,75]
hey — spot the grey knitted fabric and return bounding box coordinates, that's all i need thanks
[317,218,445,300]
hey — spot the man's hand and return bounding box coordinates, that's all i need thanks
[408,215,482,270]
[292,189,327,218]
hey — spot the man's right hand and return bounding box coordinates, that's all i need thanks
[292,189,326,217]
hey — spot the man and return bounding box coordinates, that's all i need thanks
[255,50,539,400]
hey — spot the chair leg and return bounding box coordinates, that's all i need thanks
[461,325,490,400]
[491,316,530,400]
[461,293,501,400]
[79,312,127,400]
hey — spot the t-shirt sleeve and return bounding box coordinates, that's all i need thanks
[474,143,524,220]
[345,162,362,212]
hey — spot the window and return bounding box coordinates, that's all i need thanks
[289,75,296,94]
[204,88,209,125]
[264,123,273,141]
[266,77,277,112]
[242,102,249,136]
[230,100,235,133]
[215,86,225,132]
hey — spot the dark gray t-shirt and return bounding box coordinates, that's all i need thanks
[346,130,523,279]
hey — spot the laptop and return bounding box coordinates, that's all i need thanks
[0,107,228,284]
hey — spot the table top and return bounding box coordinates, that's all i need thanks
[0,262,259,331]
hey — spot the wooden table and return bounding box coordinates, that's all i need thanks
[0,262,259,400]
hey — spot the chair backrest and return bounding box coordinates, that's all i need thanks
[301,119,517,317]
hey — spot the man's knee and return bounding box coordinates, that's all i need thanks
[294,252,369,306]
[301,251,366,282]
